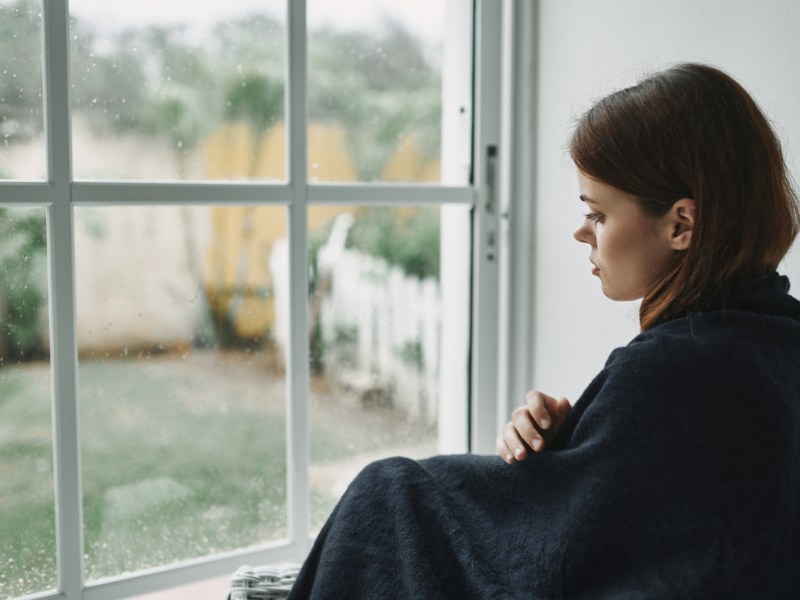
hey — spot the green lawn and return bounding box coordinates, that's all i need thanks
[0,350,435,599]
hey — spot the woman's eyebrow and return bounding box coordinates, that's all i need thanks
[579,194,599,205]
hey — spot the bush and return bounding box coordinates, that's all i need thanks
[345,207,440,280]
[0,208,48,361]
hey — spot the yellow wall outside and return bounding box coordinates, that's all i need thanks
[382,132,441,183]
[201,120,439,341]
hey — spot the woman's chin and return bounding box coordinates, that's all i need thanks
[599,281,643,302]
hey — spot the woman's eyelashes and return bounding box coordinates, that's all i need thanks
[583,212,603,223]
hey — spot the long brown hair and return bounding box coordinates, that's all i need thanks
[570,63,800,330]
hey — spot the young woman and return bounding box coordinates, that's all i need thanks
[288,63,800,598]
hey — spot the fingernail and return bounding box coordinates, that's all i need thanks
[532,439,542,451]
[540,417,551,429]
[515,446,524,458]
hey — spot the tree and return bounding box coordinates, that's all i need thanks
[225,72,284,176]
[346,207,440,280]
[69,19,148,134]
[0,0,44,147]
[308,17,442,181]
[0,208,47,360]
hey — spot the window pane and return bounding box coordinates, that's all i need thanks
[75,205,288,581]
[308,0,462,183]
[69,0,286,181]
[0,207,55,598]
[0,0,44,180]
[307,204,468,532]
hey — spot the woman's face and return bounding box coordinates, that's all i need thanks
[573,171,678,301]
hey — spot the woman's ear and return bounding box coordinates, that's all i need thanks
[668,198,696,251]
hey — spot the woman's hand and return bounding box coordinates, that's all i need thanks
[497,391,571,464]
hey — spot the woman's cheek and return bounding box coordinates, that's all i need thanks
[595,227,607,255]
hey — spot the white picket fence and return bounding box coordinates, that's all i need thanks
[271,214,441,424]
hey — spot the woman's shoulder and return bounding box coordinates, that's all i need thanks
[610,293,800,372]
[559,275,800,450]
[559,305,800,454]
[596,301,800,423]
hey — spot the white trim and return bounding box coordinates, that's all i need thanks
[496,0,514,432]
[469,0,503,455]
[71,182,294,205]
[82,540,298,600]
[307,184,473,205]
[63,182,473,206]
[43,1,71,191]
[500,0,538,422]
[47,203,84,600]
[0,182,58,205]
[436,0,475,454]
[285,0,312,556]
[43,1,85,600]
[15,591,63,600]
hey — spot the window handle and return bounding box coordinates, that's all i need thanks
[485,144,497,214]
[484,145,498,261]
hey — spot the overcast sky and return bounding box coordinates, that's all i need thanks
[68,0,445,44]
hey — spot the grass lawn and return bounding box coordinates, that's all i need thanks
[0,360,56,598]
[0,349,436,599]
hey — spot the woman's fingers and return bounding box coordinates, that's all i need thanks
[496,433,517,465]
[526,390,559,431]
[497,391,572,463]
[511,405,546,452]
[497,422,528,464]
[556,396,571,421]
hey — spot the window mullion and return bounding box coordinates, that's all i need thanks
[70,181,294,205]
[498,0,537,432]
[307,184,473,205]
[42,0,85,599]
[0,182,57,205]
[470,0,503,454]
[286,0,312,557]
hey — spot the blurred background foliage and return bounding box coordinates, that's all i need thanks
[346,207,440,281]
[0,207,48,361]
[1,0,440,178]
[0,0,443,360]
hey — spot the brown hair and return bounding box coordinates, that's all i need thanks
[570,63,800,330]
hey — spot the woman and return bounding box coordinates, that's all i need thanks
[288,63,800,599]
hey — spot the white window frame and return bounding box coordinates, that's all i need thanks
[2,0,509,598]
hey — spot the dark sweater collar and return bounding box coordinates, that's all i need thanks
[700,271,800,322]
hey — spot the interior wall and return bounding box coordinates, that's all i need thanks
[530,0,800,404]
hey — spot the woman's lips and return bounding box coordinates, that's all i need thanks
[590,261,600,275]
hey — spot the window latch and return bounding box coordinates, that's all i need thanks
[485,145,497,214]
[485,145,498,261]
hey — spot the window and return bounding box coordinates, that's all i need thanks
[0,1,504,598]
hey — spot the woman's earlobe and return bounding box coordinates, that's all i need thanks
[672,228,693,250]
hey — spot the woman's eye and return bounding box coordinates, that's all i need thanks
[583,212,603,223]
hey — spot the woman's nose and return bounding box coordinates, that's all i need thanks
[573,222,592,244]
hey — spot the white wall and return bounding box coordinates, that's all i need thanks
[530,0,800,404]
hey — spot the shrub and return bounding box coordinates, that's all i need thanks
[0,208,48,360]
[345,207,440,280]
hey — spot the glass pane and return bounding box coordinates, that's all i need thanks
[308,0,460,183]
[0,0,45,180]
[308,204,469,532]
[69,0,286,181]
[0,207,55,598]
[76,205,288,581]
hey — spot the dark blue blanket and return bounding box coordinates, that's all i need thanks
[289,273,800,599]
